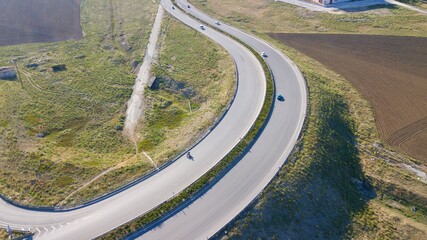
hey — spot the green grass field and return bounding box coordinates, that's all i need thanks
[0,0,159,206]
[53,12,235,205]
[0,0,235,206]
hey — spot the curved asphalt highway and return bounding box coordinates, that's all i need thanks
[139,0,307,239]
[0,3,266,240]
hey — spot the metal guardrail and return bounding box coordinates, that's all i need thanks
[0,41,241,213]
[124,58,275,240]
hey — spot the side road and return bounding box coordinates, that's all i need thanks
[123,5,164,139]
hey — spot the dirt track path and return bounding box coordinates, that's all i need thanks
[123,5,164,139]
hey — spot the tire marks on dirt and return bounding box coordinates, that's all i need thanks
[386,116,427,147]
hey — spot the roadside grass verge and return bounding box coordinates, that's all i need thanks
[65,13,236,204]
[0,229,31,240]
[210,36,427,239]
[0,229,6,239]
[96,11,275,239]
[214,60,374,239]
[396,0,427,10]
[0,0,157,206]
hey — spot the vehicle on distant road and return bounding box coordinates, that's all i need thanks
[215,21,220,25]
[172,5,175,9]
[200,25,205,30]
[277,94,285,101]
[261,52,268,57]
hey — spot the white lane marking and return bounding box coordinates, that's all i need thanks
[35,228,41,240]
[41,227,49,238]
[52,225,56,234]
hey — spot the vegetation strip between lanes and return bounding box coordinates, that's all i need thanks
[97,5,275,239]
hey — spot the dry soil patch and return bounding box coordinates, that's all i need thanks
[0,0,82,46]
[269,33,427,161]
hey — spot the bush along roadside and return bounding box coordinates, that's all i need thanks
[96,11,276,240]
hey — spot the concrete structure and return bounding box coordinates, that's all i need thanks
[315,0,352,5]
[0,67,16,79]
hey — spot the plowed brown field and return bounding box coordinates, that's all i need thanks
[0,0,82,46]
[269,33,427,162]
